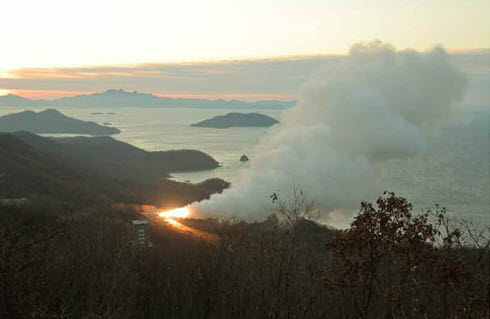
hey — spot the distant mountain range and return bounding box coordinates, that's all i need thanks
[0,89,296,109]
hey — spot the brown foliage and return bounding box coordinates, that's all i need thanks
[0,192,488,318]
[325,192,488,319]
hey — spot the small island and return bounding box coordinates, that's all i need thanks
[0,109,120,135]
[191,112,279,129]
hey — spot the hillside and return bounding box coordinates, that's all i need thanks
[0,109,120,135]
[191,112,279,128]
[1,191,487,319]
[52,135,220,173]
[0,133,122,204]
[0,132,227,206]
[0,89,295,109]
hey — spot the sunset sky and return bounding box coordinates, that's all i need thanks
[1,0,489,99]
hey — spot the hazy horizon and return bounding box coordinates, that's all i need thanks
[2,0,490,101]
[1,48,489,104]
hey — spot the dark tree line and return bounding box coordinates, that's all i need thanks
[0,192,488,318]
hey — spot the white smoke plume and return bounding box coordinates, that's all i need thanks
[192,41,467,223]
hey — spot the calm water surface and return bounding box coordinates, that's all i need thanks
[0,106,488,223]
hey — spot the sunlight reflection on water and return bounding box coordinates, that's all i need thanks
[0,106,488,223]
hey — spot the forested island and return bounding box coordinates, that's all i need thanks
[0,109,120,135]
[191,112,279,128]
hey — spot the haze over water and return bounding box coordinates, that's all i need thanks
[0,106,487,223]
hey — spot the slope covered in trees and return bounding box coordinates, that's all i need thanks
[0,109,120,135]
[0,192,487,318]
[0,132,226,207]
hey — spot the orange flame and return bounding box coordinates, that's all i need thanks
[166,218,181,227]
[158,206,190,219]
[156,206,217,244]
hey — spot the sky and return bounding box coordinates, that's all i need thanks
[1,0,489,99]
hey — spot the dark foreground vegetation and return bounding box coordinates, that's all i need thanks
[0,192,488,319]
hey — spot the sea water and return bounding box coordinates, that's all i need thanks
[0,106,488,223]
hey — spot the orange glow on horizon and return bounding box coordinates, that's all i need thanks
[4,89,94,99]
[1,89,295,101]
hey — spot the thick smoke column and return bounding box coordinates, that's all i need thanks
[192,41,467,222]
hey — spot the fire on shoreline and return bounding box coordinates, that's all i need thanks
[158,206,190,219]
[156,206,218,243]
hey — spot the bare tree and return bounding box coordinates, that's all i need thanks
[272,184,318,226]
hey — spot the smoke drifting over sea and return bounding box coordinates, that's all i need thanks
[192,41,468,223]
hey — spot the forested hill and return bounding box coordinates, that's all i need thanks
[0,109,120,135]
[0,132,227,207]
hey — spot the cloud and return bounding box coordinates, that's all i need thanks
[0,50,488,103]
[0,56,333,98]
